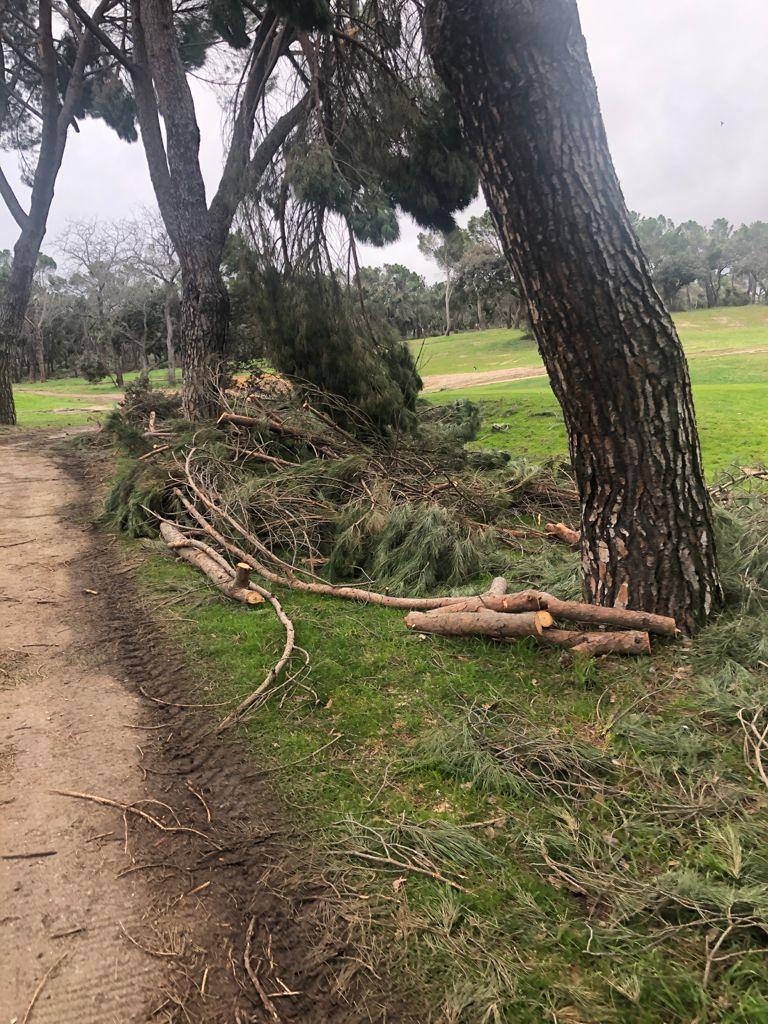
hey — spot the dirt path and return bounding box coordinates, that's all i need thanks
[421,366,547,392]
[0,431,365,1023]
[18,388,119,404]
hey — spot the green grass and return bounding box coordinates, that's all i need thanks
[422,306,768,476]
[14,367,178,395]
[411,306,768,380]
[5,368,179,430]
[90,303,768,1019]
[127,530,768,1023]
[3,390,110,429]
[409,326,540,377]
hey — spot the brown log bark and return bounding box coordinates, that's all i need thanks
[405,609,554,639]
[541,628,651,657]
[486,577,509,597]
[424,0,722,631]
[425,590,678,636]
[545,522,580,549]
[160,522,264,605]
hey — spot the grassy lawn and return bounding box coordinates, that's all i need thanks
[3,391,111,430]
[127,510,768,1022]
[410,326,540,376]
[409,306,768,379]
[6,368,178,430]
[425,306,768,477]
[98,294,768,1018]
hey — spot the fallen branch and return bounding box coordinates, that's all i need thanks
[160,522,264,606]
[245,917,283,1023]
[339,848,469,892]
[425,589,678,636]
[22,953,68,1024]
[174,487,481,612]
[158,520,297,733]
[51,789,220,848]
[541,627,652,656]
[545,521,580,548]
[406,609,555,639]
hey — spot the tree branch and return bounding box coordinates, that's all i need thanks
[0,165,29,229]
[64,0,136,72]
[209,91,310,253]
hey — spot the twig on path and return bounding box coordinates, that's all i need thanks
[138,684,234,709]
[0,538,36,549]
[50,789,221,849]
[185,778,212,824]
[22,953,68,1024]
[119,921,185,960]
[244,917,283,1023]
[1,850,57,860]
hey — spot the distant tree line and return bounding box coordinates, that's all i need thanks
[632,214,768,310]
[2,213,179,385]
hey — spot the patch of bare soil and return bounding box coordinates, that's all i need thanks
[421,366,546,392]
[0,430,380,1023]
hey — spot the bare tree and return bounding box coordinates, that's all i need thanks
[124,211,180,384]
[425,0,721,629]
[57,220,132,385]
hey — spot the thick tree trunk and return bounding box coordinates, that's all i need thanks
[0,240,39,425]
[476,289,485,329]
[179,259,230,420]
[444,278,452,335]
[425,0,722,630]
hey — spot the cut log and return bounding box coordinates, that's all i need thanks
[423,593,543,617]
[160,522,264,606]
[541,628,651,656]
[406,609,554,639]
[234,563,251,589]
[424,590,678,636]
[486,577,509,597]
[545,522,580,548]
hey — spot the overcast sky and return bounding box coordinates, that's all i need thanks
[2,0,766,280]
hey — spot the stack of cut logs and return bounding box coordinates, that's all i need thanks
[404,578,678,656]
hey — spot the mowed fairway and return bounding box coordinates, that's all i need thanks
[418,306,768,475]
[6,369,177,430]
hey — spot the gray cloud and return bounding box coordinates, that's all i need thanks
[2,1,766,282]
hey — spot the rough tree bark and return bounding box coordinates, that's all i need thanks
[0,0,105,423]
[425,0,722,630]
[125,0,308,420]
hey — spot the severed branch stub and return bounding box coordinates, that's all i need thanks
[545,522,580,548]
[160,522,264,606]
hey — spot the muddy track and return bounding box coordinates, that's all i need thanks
[0,430,375,1023]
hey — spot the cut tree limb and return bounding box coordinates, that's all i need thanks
[486,577,509,597]
[425,590,678,636]
[158,521,296,732]
[541,628,651,656]
[175,483,492,612]
[160,522,264,605]
[545,522,580,548]
[406,609,554,639]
